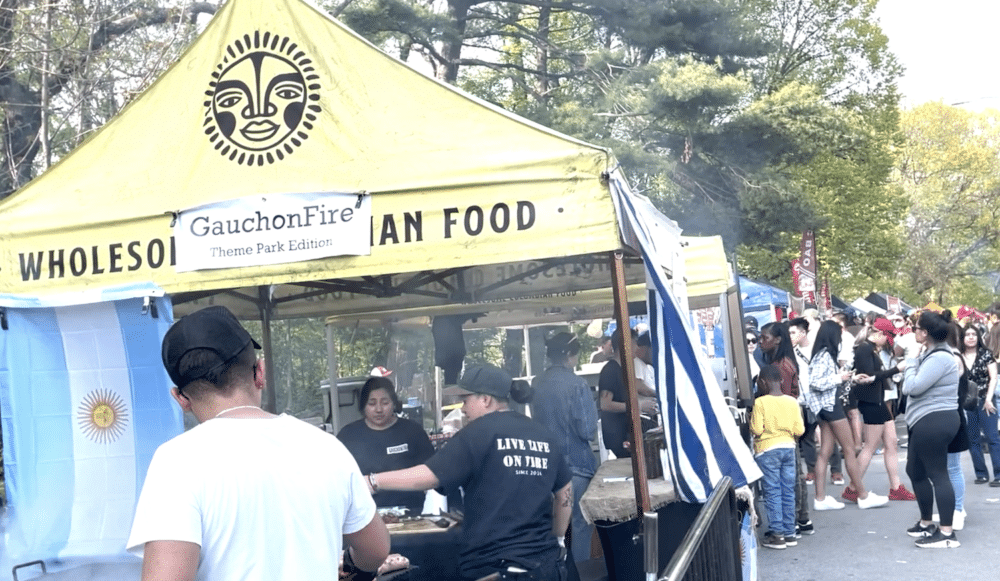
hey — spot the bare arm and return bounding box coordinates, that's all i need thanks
[141,540,200,581]
[344,514,391,573]
[985,361,998,414]
[371,464,440,492]
[551,481,573,538]
[635,381,657,398]
[599,390,626,413]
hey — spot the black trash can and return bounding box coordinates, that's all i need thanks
[595,501,702,581]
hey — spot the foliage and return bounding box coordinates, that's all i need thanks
[0,0,216,199]
[896,102,1000,305]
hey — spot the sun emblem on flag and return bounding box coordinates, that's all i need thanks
[78,389,129,444]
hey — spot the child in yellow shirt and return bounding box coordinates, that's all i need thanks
[751,365,805,549]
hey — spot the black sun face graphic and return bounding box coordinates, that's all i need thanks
[204,31,322,166]
[77,389,130,444]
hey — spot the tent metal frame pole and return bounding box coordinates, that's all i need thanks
[609,251,651,514]
[257,286,278,414]
[326,322,341,434]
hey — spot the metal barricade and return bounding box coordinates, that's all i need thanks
[657,476,741,581]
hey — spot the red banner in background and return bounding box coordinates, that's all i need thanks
[821,277,832,314]
[887,295,900,313]
[795,231,817,305]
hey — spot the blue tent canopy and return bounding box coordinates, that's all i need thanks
[740,277,789,310]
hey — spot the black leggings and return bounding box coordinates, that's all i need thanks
[906,410,960,526]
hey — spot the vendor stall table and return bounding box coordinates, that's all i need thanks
[581,459,700,581]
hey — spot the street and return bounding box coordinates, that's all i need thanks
[757,418,1000,581]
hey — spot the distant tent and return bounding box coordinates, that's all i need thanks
[740,277,790,326]
[864,293,914,313]
[851,298,885,315]
[923,302,944,312]
[831,295,861,319]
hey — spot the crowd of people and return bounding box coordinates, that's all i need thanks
[122,297,999,581]
[747,304,1000,550]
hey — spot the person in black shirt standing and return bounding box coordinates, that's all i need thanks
[367,364,573,581]
[338,376,435,514]
[599,327,657,458]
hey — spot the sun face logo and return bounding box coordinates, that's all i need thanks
[77,389,130,444]
[203,31,322,166]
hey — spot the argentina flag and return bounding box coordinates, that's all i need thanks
[608,171,761,503]
[0,296,181,562]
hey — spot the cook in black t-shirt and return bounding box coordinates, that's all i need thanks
[338,417,434,513]
[338,376,435,514]
[365,364,572,581]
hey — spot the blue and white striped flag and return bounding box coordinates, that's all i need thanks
[609,172,761,502]
[0,297,181,562]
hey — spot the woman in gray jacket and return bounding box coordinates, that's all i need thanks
[902,310,962,548]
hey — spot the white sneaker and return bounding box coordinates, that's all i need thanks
[858,492,889,509]
[933,510,966,530]
[953,510,966,530]
[814,496,845,511]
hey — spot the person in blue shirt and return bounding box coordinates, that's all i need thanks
[532,332,599,566]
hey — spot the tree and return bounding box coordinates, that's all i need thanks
[0,1,217,201]
[896,102,1000,305]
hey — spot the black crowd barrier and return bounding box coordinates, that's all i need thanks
[659,476,741,581]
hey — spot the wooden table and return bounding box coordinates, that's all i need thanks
[579,458,677,525]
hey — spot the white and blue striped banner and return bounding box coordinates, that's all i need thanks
[609,172,761,502]
[0,296,182,561]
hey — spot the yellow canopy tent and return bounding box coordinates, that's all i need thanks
[0,0,666,315]
[0,0,760,512]
[681,236,732,310]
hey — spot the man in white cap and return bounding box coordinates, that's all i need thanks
[127,306,389,581]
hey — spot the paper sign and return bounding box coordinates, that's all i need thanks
[174,191,371,271]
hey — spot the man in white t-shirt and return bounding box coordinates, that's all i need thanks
[891,312,921,360]
[127,306,389,581]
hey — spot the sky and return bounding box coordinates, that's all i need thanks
[874,0,1000,111]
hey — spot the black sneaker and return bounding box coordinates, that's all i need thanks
[783,535,798,546]
[796,520,815,535]
[906,521,937,538]
[915,529,960,548]
[990,479,1000,488]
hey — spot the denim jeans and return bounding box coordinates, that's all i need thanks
[947,452,965,512]
[569,474,594,564]
[757,447,796,537]
[965,399,1000,479]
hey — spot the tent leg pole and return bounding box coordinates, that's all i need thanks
[257,286,278,414]
[326,322,341,434]
[609,252,651,514]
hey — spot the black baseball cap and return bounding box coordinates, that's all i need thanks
[546,332,580,357]
[161,306,261,388]
[443,364,512,400]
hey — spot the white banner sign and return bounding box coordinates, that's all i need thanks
[174,191,371,272]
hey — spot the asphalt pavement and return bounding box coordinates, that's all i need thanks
[758,417,1000,581]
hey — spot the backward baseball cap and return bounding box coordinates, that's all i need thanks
[443,363,512,399]
[161,306,261,388]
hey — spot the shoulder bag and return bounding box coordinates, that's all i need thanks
[958,354,980,411]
